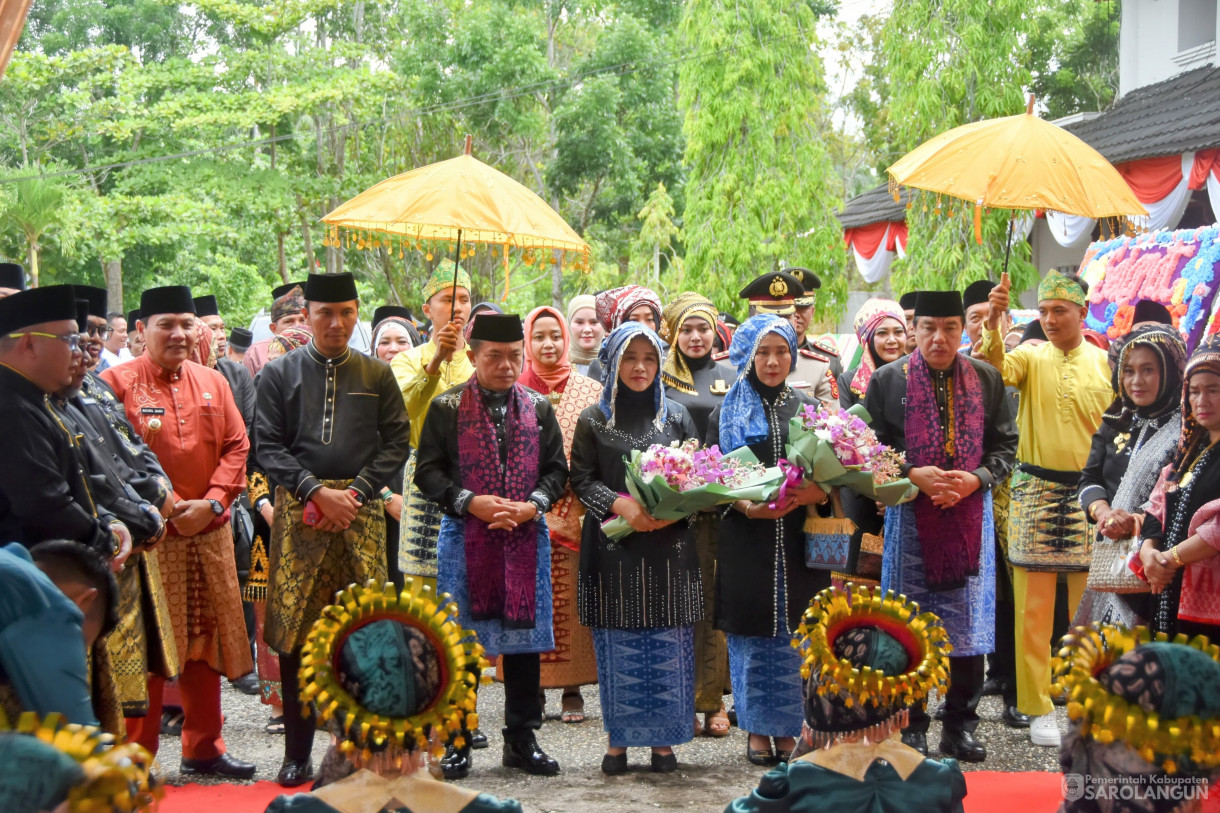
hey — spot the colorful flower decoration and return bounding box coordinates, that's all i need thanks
[635,438,768,493]
[1051,624,1220,774]
[793,583,951,714]
[796,404,906,484]
[299,578,489,765]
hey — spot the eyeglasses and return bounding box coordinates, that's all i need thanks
[7,331,83,350]
[85,325,114,340]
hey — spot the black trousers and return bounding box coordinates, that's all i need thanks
[496,652,543,742]
[988,533,1019,707]
[906,654,985,735]
[279,650,315,763]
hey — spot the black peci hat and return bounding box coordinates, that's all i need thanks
[467,313,524,343]
[913,291,965,319]
[0,284,80,335]
[899,292,919,311]
[272,281,307,300]
[1021,319,1047,344]
[128,308,140,327]
[303,272,359,304]
[228,327,253,351]
[0,262,26,291]
[1132,299,1174,327]
[738,271,802,316]
[75,299,91,333]
[193,295,220,318]
[371,305,412,328]
[962,279,995,311]
[140,286,195,319]
[77,285,108,320]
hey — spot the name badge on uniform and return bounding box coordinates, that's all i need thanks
[710,379,729,395]
[80,397,97,405]
[790,380,811,389]
[203,392,213,400]
[140,407,166,415]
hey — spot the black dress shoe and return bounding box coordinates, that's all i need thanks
[900,731,928,756]
[939,729,987,763]
[1002,705,1032,728]
[775,750,793,764]
[502,737,560,776]
[230,672,261,696]
[181,752,257,780]
[601,752,628,775]
[746,741,777,767]
[470,728,489,750]
[981,677,1003,697]
[275,758,313,787]
[441,745,472,780]
[650,751,678,773]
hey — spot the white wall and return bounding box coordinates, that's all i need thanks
[1120,0,1218,98]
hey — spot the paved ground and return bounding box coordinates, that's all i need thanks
[156,675,1065,812]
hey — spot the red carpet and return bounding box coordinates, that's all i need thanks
[161,771,1065,812]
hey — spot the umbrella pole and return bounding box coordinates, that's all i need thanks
[451,228,463,324]
[1002,217,1013,277]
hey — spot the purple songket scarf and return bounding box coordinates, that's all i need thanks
[904,350,986,591]
[457,377,541,628]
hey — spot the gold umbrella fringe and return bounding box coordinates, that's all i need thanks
[299,578,490,767]
[0,711,161,813]
[792,583,952,712]
[321,224,592,299]
[1050,624,1220,774]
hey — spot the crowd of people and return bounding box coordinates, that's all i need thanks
[1,253,1219,812]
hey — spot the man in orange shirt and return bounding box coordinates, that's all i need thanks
[102,285,256,779]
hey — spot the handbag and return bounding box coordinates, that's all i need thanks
[1085,527,1150,595]
[805,490,855,571]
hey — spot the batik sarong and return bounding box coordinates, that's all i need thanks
[106,550,179,716]
[1008,468,1093,571]
[437,515,553,657]
[592,625,696,747]
[158,524,253,678]
[727,632,804,738]
[265,481,386,655]
[881,493,997,657]
[399,450,443,585]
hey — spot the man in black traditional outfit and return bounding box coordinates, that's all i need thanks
[0,284,130,561]
[196,294,255,428]
[415,313,569,779]
[255,272,411,787]
[863,291,1017,763]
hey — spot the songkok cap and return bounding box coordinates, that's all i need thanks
[898,291,919,311]
[0,284,80,334]
[0,262,27,291]
[140,285,196,319]
[77,285,108,319]
[303,272,358,303]
[76,299,91,333]
[962,279,995,311]
[422,262,472,303]
[1021,319,1047,344]
[466,312,524,343]
[913,290,964,319]
[372,305,412,328]
[127,308,140,327]
[784,266,821,306]
[1133,299,1174,326]
[272,281,306,300]
[271,285,304,323]
[1037,269,1086,306]
[193,295,220,318]
[228,327,253,351]
[738,271,801,316]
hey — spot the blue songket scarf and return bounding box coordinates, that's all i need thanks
[718,314,798,453]
[597,321,667,430]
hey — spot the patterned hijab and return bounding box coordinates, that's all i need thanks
[189,321,216,368]
[659,292,719,395]
[268,325,313,359]
[1168,334,1220,483]
[597,321,666,430]
[594,285,662,332]
[849,298,905,398]
[1102,324,1187,434]
[717,314,797,453]
[520,306,571,395]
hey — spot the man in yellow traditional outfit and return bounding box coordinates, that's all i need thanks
[391,263,474,588]
[978,269,1112,749]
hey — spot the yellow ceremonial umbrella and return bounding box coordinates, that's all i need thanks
[322,136,590,303]
[886,96,1148,270]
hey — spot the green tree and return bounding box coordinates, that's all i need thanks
[1028,0,1120,120]
[631,182,682,288]
[678,0,846,318]
[0,174,67,287]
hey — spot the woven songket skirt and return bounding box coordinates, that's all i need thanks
[881,494,996,657]
[592,625,696,748]
[727,632,805,738]
[106,550,179,716]
[1007,469,1093,571]
[399,451,444,580]
[437,515,554,658]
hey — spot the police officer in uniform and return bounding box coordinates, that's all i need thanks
[785,266,842,390]
[738,271,834,403]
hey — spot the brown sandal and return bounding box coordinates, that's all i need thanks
[705,705,731,737]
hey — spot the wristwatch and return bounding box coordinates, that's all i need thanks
[208,499,223,516]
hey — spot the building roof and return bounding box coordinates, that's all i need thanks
[835,182,910,230]
[1063,66,1220,165]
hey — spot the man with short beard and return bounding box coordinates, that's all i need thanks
[102,286,255,779]
[243,282,307,377]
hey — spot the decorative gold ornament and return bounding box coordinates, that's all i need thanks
[769,276,789,298]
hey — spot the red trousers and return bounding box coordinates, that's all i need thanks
[125,660,226,760]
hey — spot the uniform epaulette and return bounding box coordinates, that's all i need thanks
[798,347,822,360]
[711,350,730,361]
[811,337,840,357]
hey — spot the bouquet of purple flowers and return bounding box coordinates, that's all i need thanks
[786,404,917,507]
[601,439,783,540]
